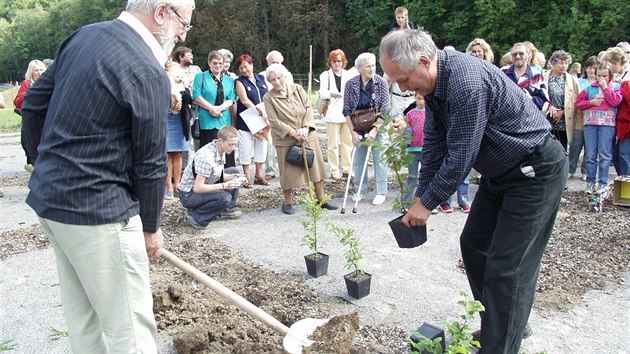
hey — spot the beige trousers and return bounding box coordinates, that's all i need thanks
[325,122,352,176]
[39,215,157,354]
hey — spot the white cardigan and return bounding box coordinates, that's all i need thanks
[318,68,358,123]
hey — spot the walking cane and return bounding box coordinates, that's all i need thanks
[340,145,357,214]
[301,141,311,184]
[353,143,372,214]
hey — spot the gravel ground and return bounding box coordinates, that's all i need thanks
[1,130,629,353]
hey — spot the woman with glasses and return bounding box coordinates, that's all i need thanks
[318,49,354,180]
[192,50,236,167]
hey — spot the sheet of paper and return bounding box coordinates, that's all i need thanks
[240,106,268,134]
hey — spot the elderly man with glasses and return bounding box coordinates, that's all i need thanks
[502,42,550,110]
[20,0,195,352]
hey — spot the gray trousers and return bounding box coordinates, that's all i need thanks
[460,135,567,354]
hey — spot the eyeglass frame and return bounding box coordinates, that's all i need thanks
[169,7,192,33]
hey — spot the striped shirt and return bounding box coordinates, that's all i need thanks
[417,50,551,210]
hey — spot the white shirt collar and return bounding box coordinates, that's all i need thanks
[117,11,167,67]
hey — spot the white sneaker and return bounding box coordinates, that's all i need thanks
[372,195,386,205]
[581,174,587,181]
[431,208,439,215]
[352,194,363,202]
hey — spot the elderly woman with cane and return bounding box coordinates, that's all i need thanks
[343,52,390,205]
[263,64,338,215]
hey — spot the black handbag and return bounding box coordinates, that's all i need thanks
[191,73,205,140]
[286,145,314,168]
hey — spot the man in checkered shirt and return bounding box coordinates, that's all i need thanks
[178,126,244,229]
[380,30,567,353]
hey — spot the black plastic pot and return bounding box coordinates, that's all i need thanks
[344,270,371,299]
[388,214,427,248]
[409,322,445,353]
[304,253,329,278]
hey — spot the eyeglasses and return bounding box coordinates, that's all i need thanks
[511,52,526,57]
[169,7,192,33]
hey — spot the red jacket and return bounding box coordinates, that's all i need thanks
[13,80,32,108]
[618,81,630,140]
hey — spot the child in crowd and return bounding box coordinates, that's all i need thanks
[390,6,416,31]
[576,62,623,193]
[400,92,425,205]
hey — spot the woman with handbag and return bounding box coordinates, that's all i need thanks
[263,64,338,215]
[192,50,236,167]
[342,52,390,205]
[318,49,354,180]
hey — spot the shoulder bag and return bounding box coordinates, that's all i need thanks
[350,93,377,132]
[191,72,206,140]
[316,71,331,116]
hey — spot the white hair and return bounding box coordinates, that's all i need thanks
[379,29,437,72]
[126,0,195,14]
[218,48,233,62]
[354,52,375,69]
[265,63,288,82]
[266,50,284,63]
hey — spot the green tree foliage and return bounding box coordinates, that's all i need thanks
[0,0,628,81]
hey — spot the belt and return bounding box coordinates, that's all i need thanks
[392,92,414,98]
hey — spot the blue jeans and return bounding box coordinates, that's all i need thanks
[619,138,630,176]
[354,132,388,196]
[460,135,567,354]
[403,151,423,203]
[583,125,615,185]
[445,177,470,206]
[178,167,240,226]
[568,129,586,175]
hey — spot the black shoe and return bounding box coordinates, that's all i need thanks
[281,204,294,215]
[319,202,338,210]
[471,323,532,344]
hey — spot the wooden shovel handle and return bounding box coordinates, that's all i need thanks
[160,248,290,335]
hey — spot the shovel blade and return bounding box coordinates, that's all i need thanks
[283,318,329,353]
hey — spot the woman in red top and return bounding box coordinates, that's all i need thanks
[14,59,46,171]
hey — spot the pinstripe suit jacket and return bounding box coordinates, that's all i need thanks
[22,19,170,233]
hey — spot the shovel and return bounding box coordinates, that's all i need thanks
[160,248,328,353]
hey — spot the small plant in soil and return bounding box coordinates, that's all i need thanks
[299,185,332,277]
[298,185,331,256]
[373,114,415,213]
[49,327,68,341]
[0,339,16,351]
[409,291,484,353]
[328,223,364,278]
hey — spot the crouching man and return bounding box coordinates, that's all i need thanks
[179,126,245,229]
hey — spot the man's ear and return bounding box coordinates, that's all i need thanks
[154,4,170,26]
[418,57,430,70]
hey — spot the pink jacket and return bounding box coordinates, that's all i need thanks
[576,81,622,127]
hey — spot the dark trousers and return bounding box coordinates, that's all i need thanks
[551,128,568,151]
[200,128,235,168]
[460,135,567,354]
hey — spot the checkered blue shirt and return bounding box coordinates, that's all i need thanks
[417,50,551,210]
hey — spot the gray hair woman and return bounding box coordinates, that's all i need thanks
[342,52,391,205]
[543,50,580,150]
[263,64,338,214]
[466,38,494,64]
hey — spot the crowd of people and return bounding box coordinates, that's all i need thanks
[6,0,629,352]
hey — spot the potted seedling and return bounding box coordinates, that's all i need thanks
[328,223,371,299]
[409,291,484,353]
[298,185,331,277]
[376,115,427,248]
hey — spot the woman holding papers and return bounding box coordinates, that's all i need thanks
[235,54,269,187]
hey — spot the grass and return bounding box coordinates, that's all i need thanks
[1,87,21,133]
[0,339,16,351]
[0,109,21,133]
[48,327,68,341]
